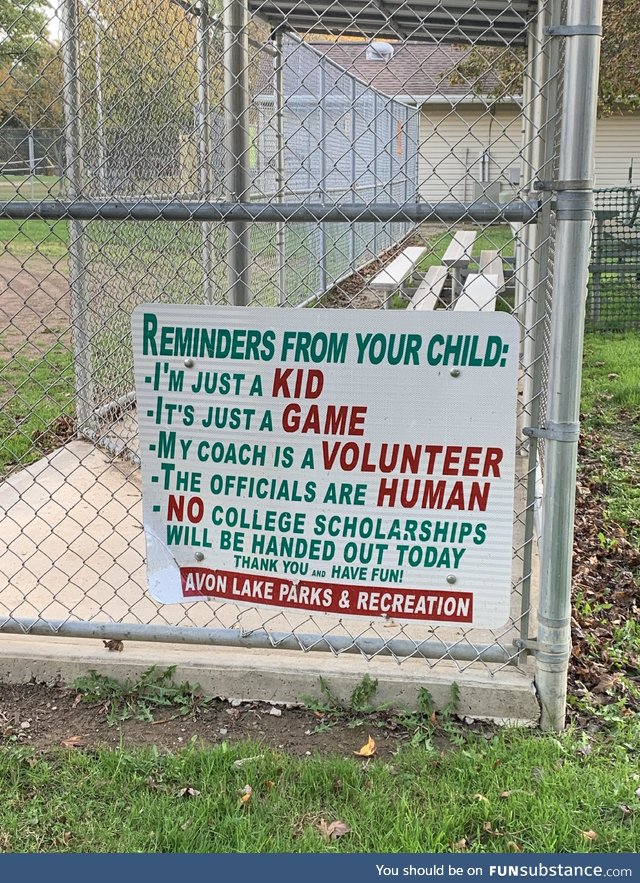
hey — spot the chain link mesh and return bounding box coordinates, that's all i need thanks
[588,187,640,332]
[0,0,565,677]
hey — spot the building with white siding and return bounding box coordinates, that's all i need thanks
[314,41,640,198]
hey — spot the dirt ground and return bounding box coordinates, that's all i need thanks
[0,254,70,358]
[0,682,448,758]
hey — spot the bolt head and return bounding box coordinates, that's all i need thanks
[450,368,461,378]
[184,358,194,368]
[446,574,457,585]
[194,551,204,562]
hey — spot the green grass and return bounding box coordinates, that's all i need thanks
[0,175,69,258]
[0,217,69,258]
[580,333,640,539]
[0,174,63,201]
[0,730,638,853]
[0,343,74,472]
[416,225,515,274]
[582,333,640,415]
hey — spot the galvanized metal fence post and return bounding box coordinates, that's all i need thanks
[521,7,547,440]
[519,0,561,657]
[536,0,603,731]
[61,0,96,436]
[197,0,215,304]
[274,30,287,305]
[350,76,357,266]
[223,0,251,306]
[318,63,328,294]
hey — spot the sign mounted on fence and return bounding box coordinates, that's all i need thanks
[132,306,519,628]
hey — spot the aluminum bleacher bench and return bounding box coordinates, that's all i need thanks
[442,230,477,300]
[369,246,427,309]
[408,265,448,311]
[478,250,505,293]
[454,273,500,312]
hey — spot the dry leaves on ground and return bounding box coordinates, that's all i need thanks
[60,735,87,748]
[318,818,351,841]
[354,736,377,757]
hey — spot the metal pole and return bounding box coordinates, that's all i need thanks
[515,28,534,345]
[318,63,328,294]
[519,0,558,656]
[61,0,96,436]
[197,0,215,304]
[1,617,516,664]
[28,122,35,198]
[223,0,251,306]
[536,0,602,731]
[274,30,286,306]
[92,13,106,196]
[350,77,357,267]
[373,91,380,270]
[521,11,547,443]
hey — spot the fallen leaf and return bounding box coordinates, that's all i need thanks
[499,790,511,799]
[594,361,605,367]
[72,694,82,708]
[265,780,275,790]
[353,735,377,757]
[577,742,592,757]
[473,793,489,803]
[582,830,598,842]
[318,818,351,840]
[507,841,523,853]
[453,838,469,850]
[607,373,619,380]
[103,639,124,652]
[239,784,253,806]
[619,804,632,818]
[146,776,160,790]
[60,735,87,749]
[177,786,201,798]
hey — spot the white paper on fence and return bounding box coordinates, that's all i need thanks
[132,306,519,629]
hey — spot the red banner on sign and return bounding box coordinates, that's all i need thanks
[180,567,473,623]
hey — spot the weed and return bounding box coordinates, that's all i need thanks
[72,666,210,726]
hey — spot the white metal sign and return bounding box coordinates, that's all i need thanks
[132,306,519,628]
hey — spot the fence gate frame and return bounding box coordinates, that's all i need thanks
[0,0,604,731]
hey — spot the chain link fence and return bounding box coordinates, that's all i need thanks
[0,0,603,724]
[589,187,640,331]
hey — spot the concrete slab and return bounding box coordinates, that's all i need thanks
[0,439,540,723]
[0,634,539,725]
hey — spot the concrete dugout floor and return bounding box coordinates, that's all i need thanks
[0,440,540,724]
